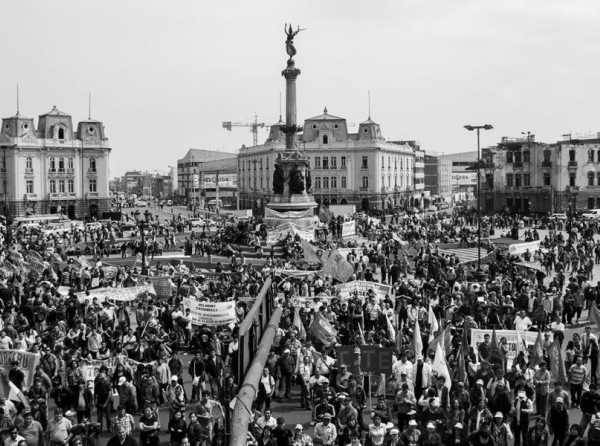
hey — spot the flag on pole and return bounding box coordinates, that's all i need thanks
[428,305,439,344]
[293,307,306,341]
[384,312,396,341]
[516,332,528,363]
[414,319,423,359]
[590,304,600,330]
[548,337,567,384]
[427,328,446,355]
[432,342,451,390]
[309,313,337,346]
[456,345,467,383]
[531,331,544,367]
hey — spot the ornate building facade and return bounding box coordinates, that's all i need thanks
[0,106,111,219]
[238,108,421,211]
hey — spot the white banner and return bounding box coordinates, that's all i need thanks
[291,294,335,309]
[508,241,541,256]
[341,221,356,238]
[274,269,320,278]
[336,280,392,302]
[182,299,236,326]
[76,284,153,303]
[470,329,540,364]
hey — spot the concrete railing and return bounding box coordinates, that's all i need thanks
[230,306,282,446]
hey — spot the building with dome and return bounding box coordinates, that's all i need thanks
[0,106,111,219]
[237,108,422,211]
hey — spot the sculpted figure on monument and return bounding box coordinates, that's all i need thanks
[305,169,312,193]
[289,166,305,194]
[284,24,305,61]
[273,164,285,194]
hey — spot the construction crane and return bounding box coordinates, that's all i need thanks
[222,114,270,146]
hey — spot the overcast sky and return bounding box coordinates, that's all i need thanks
[1,0,599,176]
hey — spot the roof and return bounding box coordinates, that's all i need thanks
[305,107,345,121]
[178,148,237,163]
[40,106,70,117]
[359,117,378,125]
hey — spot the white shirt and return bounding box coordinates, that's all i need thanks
[514,316,532,331]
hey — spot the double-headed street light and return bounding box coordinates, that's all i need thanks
[464,124,493,275]
[135,209,152,275]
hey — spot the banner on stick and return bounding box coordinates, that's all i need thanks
[182,299,236,326]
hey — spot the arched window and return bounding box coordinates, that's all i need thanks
[26,157,32,170]
[58,127,65,140]
[89,157,96,172]
[49,157,56,171]
[322,135,328,144]
[588,171,595,186]
[68,158,73,170]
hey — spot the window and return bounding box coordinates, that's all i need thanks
[381,175,385,188]
[523,174,530,187]
[394,158,397,169]
[58,127,65,140]
[68,179,74,193]
[58,158,65,171]
[59,180,65,193]
[68,157,73,169]
[506,152,513,163]
[49,180,56,193]
[259,159,263,170]
[323,177,329,189]
[485,174,493,188]
[589,198,595,210]
[543,173,551,186]
[341,176,347,189]
[597,197,600,208]
[260,176,263,189]
[322,158,329,169]
[26,157,32,170]
[315,177,321,189]
[589,150,595,163]
[341,156,346,168]
[49,157,56,171]
[382,156,385,168]
[26,180,33,194]
[361,156,368,169]
[361,176,369,189]
[543,150,551,162]
[314,157,321,169]
[515,174,521,188]
[598,172,600,186]
[589,172,595,186]
[89,179,97,192]
[598,150,600,163]
[523,150,530,163]
[89,158,96,172]
[506,174,513,187]
[569,174,576,186]
[514,152,522,165]
[388,175,391,186]
[331,177,337,189]
[331,157,337,169]
[569,150,576,162]
[322,135,328,144]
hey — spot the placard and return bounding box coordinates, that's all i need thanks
[182,299,236,326]
[76,284,153,303]
[0,350,40,389]
[341,221,356,238]
[336,345,393,375]
[470,329,540,364]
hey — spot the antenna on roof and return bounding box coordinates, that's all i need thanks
[368,90,371,120]
[88,92,92,120]
[16,84,20,116]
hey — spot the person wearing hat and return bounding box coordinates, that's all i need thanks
[276,349,294,400]
[420,421,442,446]
[314,413,337,446]
[19,409,43,446]
[526,416,549,446]
[400,419,421,446]
[291,424,311,446]
[336,394,357,430]
[511,390,533,446]
[547,396,569,446]
[490,412,512,446]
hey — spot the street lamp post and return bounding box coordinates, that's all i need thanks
[135,209,151,275]
[464,124,493,275]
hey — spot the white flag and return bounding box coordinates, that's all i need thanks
[432,342,451,390]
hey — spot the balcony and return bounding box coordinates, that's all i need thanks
[541,161,552,168]
[568,161,578,168]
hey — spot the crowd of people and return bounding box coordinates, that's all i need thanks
[1,207,600,446]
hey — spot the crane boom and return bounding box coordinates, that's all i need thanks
[222,114,270,146]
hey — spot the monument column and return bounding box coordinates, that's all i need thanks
[282,61,301,151]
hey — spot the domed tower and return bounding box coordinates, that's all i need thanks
[358,117,383,141]
[37,106,73,140]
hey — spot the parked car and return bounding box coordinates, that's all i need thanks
[582,209,600,219]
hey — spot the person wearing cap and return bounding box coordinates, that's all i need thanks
[420,421,442,446]
[526,416,549,446]
[511,390,533,446]
[276,349,294,400]
[490,412,512,446]
[547,396,569,446]
[314,413,337,446]
[336,395,357,430]
[291,424,312,446]
[400,419,421,446]
[19,409,43,446]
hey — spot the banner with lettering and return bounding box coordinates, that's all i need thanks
[341,221,356,238]
[336,280,392,302]
[76,284,153,303]
[0,350,40,389]
[182,299,236,326]
[470,329,540,365]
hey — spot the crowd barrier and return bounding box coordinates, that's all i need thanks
[236,277,275,385]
